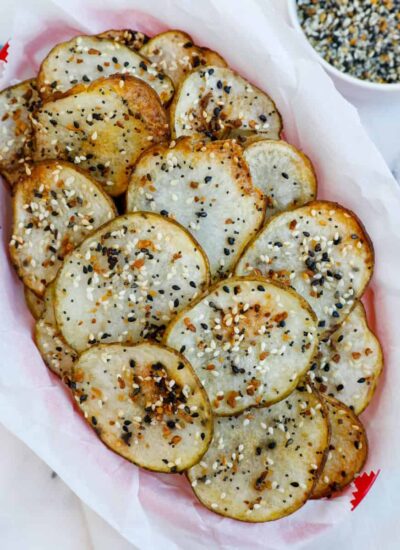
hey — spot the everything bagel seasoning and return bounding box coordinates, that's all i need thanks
[296,0,400,83]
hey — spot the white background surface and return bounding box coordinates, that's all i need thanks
[0,1,399,549]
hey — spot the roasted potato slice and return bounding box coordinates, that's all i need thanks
[311,302,383,414]
[0,79,39,186]
[200,48,227,68]
[72,342,213,472]
[140,30,226,87]
[37,35,173,104]
[170,66,282,140]
[164,277,318,415]
[235,201,374,336]
[244,140,317,218]
[97,29,149,51]
[24,286,45,320]
[35,283,78,379]
[10,161,116,296]
[188,384,328,522]
[55,212,210,352]
[126,138,265,279]
[312,396,367,499]
[33,75,169,196]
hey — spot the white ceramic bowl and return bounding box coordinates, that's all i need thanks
[287,0,400,94]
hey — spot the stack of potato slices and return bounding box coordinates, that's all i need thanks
[1,28,382,523]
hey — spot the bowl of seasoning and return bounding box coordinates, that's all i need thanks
[287,0,400,93]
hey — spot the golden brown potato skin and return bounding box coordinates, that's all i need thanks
[311,395,368,499]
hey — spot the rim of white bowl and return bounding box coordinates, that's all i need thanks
[287,0,400,92]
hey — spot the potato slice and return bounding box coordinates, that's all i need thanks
[33,75,169,196]
[72,342,213,472]
[188,384,329,522]
[126,138,265,279]
[35,283,78,379]
[37,35,173,104]
[200,48,227,68]
[170,66,282,140]
[140,30,226,87]
[10,161,116,296]
[55,212,210,352]
[310,302,383,414]
[235,201,374,336]
[0,79,39,186]
[164,277,318,415]
[97,29,149,51]
[312,396,367,499]
[244,140,317,218]
[24,286,45,320]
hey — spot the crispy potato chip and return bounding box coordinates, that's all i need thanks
[244,140,317,218]
[164,277,318,415]
[33,75,169,196]
[188,384,328,521]
[140,30,226,87]
[0,79,39,186]
[55,212,210,352]
[35,283,78,379]
[170,66,282,140]
[126,138,265,279]
[311,302,383,414]
[235,201,374,336]
[312,395,367,499]
[72,342,213,472]
[24,286,45,320]
[10,161,116,296]
[97,29,149,51]
[37,35,173,104]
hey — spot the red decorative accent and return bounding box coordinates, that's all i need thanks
[0,42,9,62]
[351,470,380,510]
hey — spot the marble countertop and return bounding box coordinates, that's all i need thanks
[0,1,399,549]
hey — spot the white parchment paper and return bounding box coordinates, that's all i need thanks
[1,1,400,548]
